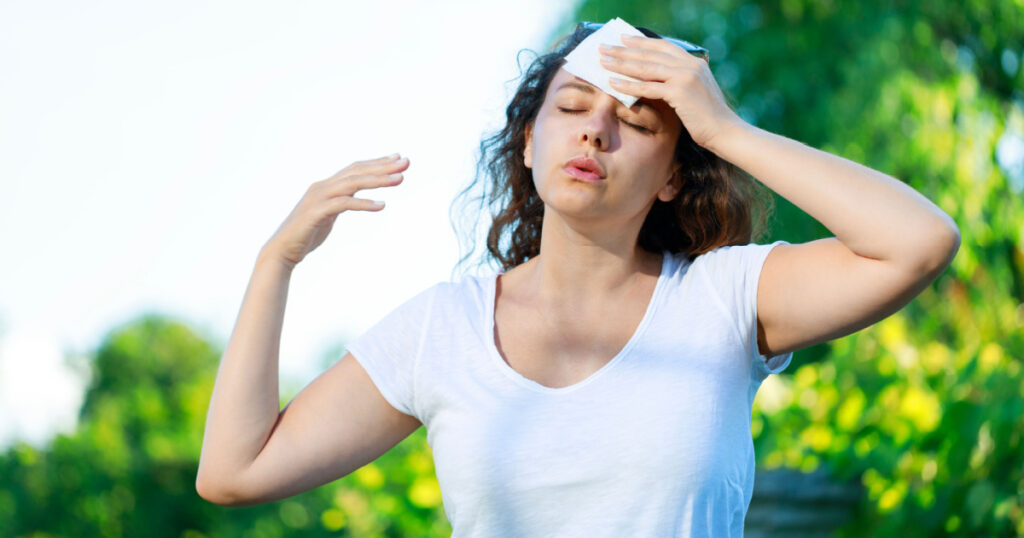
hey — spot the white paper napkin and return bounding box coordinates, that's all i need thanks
[562,17,646,108]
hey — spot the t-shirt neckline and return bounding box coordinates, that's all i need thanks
[483,251,672,394]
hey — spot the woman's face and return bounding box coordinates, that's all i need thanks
[524,67,683,225]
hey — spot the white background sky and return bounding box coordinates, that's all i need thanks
[0,0,579,449]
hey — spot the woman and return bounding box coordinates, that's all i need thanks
[196,21,960,536]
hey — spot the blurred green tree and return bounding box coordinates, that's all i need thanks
[0,315,450,537]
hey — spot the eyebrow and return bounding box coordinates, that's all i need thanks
[554,81,662,118]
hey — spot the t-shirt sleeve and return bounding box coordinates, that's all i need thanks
[696,240,794,378]
[344,283,440,418]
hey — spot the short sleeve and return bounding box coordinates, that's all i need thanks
[345,283,440,418]
[696,240,794,378]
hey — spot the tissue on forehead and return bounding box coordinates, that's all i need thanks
[562,18,646,108]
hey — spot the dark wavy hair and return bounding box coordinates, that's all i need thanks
[450,22,775,276]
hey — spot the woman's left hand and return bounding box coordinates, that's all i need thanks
[599,34,745,150]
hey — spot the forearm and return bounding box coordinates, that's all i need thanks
[708,122,960,265]
[198,248,292,487]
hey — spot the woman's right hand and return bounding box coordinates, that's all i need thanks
[262,153,408,268]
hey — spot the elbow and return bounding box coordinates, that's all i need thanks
[196,469,276,508]
[196,473,250,507]
[935,220,961,267]
[196,473,232,506]
[920,220,961,275]
[896,218,960,277]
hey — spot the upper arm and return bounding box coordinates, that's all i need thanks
[755,236,956,358]
[202,352,422,506]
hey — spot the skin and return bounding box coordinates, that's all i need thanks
[515,67,683,310]
[490,67,688,386]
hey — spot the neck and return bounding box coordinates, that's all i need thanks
[520,209,663,307]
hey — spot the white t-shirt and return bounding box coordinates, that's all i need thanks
[346,240,793,537]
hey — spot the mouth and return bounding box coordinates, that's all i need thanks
[562,165,604,183]
[563,155,607,183]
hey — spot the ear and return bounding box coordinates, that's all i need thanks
[523,123,533,169]
[656,164,683,202]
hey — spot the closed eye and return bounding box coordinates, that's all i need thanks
[556,107,651,133]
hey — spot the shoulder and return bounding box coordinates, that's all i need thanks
[415,271,497,313]
[685,241,792,309]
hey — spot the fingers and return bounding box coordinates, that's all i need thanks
[620,34,700,60]
[323,195,387,213]
[303,154,409,214]
[601,45,697,79]
[602,55,673,83]
[322,157,407,197]
[329,156,408,184]
[608,76,657,99]
[601,37,701,70]
[334,154,410,177]
[323,173,404,201]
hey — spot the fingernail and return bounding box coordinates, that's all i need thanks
[387,153,400,159]
[389,173,402,179]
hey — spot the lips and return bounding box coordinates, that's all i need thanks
[563,155,606,181]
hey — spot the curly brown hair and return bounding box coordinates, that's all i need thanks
[450,22,775,275]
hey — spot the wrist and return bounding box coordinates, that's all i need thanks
[256,245,297,273]
[705,118,759,159]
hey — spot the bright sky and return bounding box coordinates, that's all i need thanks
[0,0,579,449]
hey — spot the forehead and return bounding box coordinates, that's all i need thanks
[547,67,669,117]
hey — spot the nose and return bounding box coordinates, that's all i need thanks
[579,104,615,150]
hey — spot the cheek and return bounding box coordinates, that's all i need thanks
[527,123,561,171]
[644,141,679,176]
[530,118,552,152]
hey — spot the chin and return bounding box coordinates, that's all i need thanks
[538,193,609,221]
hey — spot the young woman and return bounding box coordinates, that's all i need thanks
[197,21,960,536]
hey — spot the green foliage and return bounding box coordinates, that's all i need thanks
[570,0,1024,535]
[0,314,450,537]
